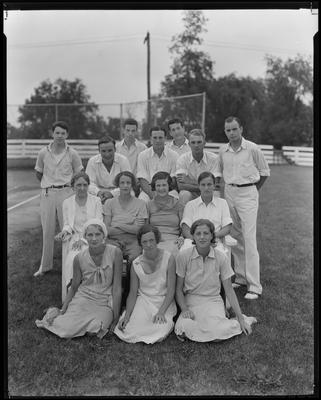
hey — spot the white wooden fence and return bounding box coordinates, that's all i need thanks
[7,139,313,166]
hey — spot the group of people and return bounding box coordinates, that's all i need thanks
[34,116,270,344]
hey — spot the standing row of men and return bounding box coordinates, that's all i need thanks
[33,117,270,300]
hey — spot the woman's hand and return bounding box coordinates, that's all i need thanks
[181,309,195,319]
[175,236,185,249]
[118,316,130,331]
[55,230,70,242]
[71,239,84,251]
[153,312,167,324]
[238,318,252,335]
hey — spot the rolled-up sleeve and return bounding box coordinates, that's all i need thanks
[180,201,194,228]
[175,154,188,176]
[253,147,270,176]
[136,152,150,181]
[35,148,45,173]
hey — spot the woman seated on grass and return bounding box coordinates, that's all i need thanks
[175,218,256,342]
[35,219,123,339]
[55,171,103,302]
[103,171,148,264]
[147,171,184,255]
[114,224,177,344]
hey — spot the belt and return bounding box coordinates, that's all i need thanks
[45,184,70,189]
[228,183,256,187]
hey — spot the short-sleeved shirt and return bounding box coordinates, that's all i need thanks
[175,150,219,181]
[35,143,83,188]
[115,139,147,175]
[103,196,148,229]
[85,153,131,196]
[166,138,190,156]
[136,146,178,183]
[214,138,270,184]
[176,246,234,296]
[180,195,232,232]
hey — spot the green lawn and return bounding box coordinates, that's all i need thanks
[7,165,314,396]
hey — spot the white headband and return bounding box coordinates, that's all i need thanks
[82,218,108,238]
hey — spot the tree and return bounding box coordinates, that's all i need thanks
[17,78,108,139]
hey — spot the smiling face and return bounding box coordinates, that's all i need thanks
[52,126,68,144]
[189,133,205,156]
[199,176,215,198]
[99,141,116,163]
[73,176,89,198]
[140,231,158,252]
[118,174,132,195]
[224,119,243,143]
[154,178,169,197]
[193,224,213,250]
[85,225,105,248]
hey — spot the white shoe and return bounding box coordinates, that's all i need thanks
[225,235,237,247]
[33,270,47,277]
[244,292,259,300]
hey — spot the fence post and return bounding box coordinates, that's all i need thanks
[202,92,206,133]
[55,104,58,122]
[294,148,300,164]
[21,140,26,157]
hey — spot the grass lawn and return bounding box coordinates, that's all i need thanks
[7,165,314,396]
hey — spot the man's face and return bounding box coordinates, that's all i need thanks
[52,126,68,143]
[169,122,185,141]
[99,142,115,163]
[189,134,205,155]
[123,124,137,141]
[224,120,243,142]
[151,130,166,150]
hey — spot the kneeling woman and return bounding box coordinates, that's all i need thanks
[175,219,256,342]
[35,219,123,339]
[114,224,177,344]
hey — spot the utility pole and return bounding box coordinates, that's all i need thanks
[144,31,151,139]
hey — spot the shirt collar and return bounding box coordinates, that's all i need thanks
[170,138,189,148]
[121,138,137,147]
[47,142,68,153]
[151,146,166,157]
[190,150,207,163]
[191,245,216,259]
[226,137,247,152]
[195,195,217,207]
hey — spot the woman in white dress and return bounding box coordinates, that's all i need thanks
[114,224,177,344]
[175,218,257,342]
[35,219,123,339]
[55,171,103,302]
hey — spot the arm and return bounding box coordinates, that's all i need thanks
[117,265,139,331]
[139,178,154,199]
[153,255,176,323]
[116,220,147,235]
[103,213,124,236]
[35,171,43,182]
[181,223,193,240]
[85,158,100,196]
[255,175,268,191]
[177,178,200,193]
[71,149,84,174]
[175,275,195,319]
[109,248,123,332]
[60,255,82,314]
[215,223,232,239]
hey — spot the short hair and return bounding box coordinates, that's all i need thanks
[123,118,138,128]
[190,219,216,244]
[151,171,174,191]
[198,171,215,185]
[84,224,105,237]
[168,118,184,129]
[52,120,69,132]
[149,126,166,136]
[113,170,138,191]
[225,116,242,127]
[188,128,206,141]
[98,135,116,148]
[137,224,161,246]
[71,171,90,187]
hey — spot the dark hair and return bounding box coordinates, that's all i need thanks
[52,120,69,132]
[113,171,138,191]
[98,135,116,148]
[224,116,242,127]
[149,126,166,136]
[190,219,216,244]
[168,118,184,129]
[123,118,138,128]
[71,171,90,187]
[137,224,161,246]
[198,171,215,185]
[188,128,206,141]
[151,171,174,191]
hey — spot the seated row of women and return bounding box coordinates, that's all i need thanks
[36,219,256,343]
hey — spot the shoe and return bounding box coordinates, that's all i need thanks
[225,235,237,247]
[33,269,49,277]
[244,292,259,300]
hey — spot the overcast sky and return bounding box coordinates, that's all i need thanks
[4,9,318,106]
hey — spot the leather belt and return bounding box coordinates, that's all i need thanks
[228,183,255,187]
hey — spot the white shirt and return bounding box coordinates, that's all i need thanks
[136,146,178,183]
[115,139,147,175]
[85,153,131,196]
[176,150,219,180]
[214,138,270,184]
[181,195,232,233]
[166,138,190,156]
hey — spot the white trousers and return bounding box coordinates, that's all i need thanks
[224,185,262,295]
[38,187,73,273]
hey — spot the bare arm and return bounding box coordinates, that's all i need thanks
[181,223,193,240]
[35,171,43,182]
[215,223,232,239]
[256,176,268,191]
[60,255,82,314]
[139,178,154,199]
[175,275,195,319]
[117,265,139,331]
[110,248,123,331]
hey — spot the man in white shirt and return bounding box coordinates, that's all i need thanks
[166,118,190,156]
[85,135,131,203]
[137,126,178,202]
[115,118,147,176]
[176,129,219,206]
[214,116,270,300]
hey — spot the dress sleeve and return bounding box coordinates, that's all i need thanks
[137,199,148,219]
[176,252,187,278]
[218,251,234,281]
[102,198,113,218]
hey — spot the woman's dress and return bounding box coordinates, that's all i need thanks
[36,245,117,339]
[114,250,177,344]
[175,246,256,342]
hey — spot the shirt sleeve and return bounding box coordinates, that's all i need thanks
[213,149,223,178]
[175,154,188,176]
[136,151,149,181]
[217,251,234,281]
[71,149,83,173]
[220,199,233,228]
[34,148,45,173]
[252,146,270,176]
[85,158,99,196]
[175,252,187,278]
[180,201,193,228]
[119,155,132,172]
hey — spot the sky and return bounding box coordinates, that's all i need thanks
[4,8,318,109]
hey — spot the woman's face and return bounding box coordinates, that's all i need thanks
[73,177,89,197]
[141,231,157,252]
[199,176,214,197]
[154,178,169,197]
[193,224,213,249]
[119,174,132,194]
[85,225,105,248]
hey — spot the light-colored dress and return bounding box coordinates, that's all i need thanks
[36,245,117,339]
[147,196,183,254]
[114,250,177,344]
[175,246,256,342]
